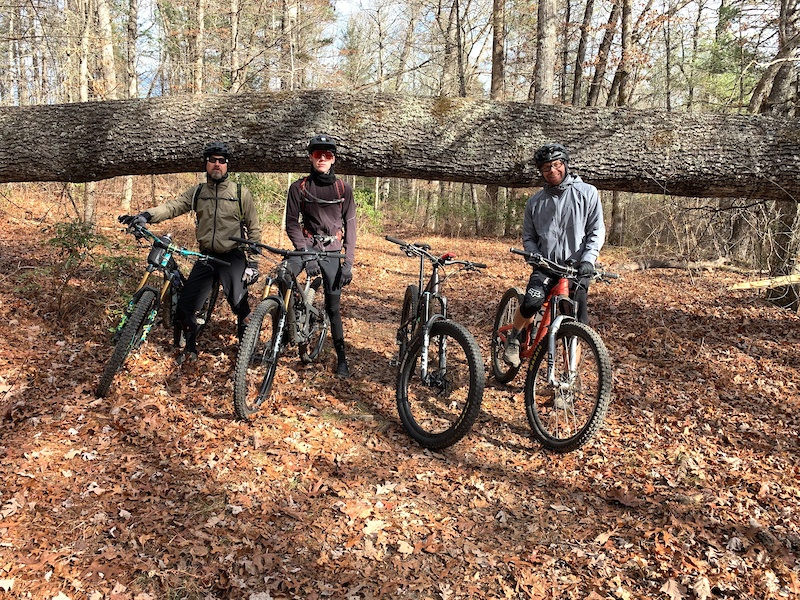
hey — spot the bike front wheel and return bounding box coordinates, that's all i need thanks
[397,319,485,450]
[300,278,329,363]
[491,287,523,384]
[233,299,281,420]
[196,279,220,338]
[524,320,612,452]
[96,289,156,398]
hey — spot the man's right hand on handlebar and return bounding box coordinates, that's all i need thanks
[304,249,321,277]
[119,212,151,227]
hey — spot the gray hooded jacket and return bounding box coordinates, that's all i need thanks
[522,173,605,265]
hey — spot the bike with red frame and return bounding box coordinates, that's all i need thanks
[491,248,617,452]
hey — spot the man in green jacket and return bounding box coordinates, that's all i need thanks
[121,141,262,364]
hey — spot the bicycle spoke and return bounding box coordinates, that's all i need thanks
[525,321,611,452]
[397,321,483,449]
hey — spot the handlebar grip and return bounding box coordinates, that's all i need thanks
[209,257,231,267]
[472,262,488,269]
[510,247,527,256]
[385,235,405,246]
[602,272,620,279]
[229,236,250,245]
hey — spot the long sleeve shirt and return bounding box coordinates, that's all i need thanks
[522,173,606,265]
[285,175,357,266]
[146,178,262,255]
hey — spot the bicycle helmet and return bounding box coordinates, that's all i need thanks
[307,134,337,155]
[203,141,231,160]
[534,143,569,167]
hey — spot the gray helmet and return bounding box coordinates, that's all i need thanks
[307,134,337,155]
[534,143,569,167]
[203,141,230,159]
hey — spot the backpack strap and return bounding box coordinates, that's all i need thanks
[191,183,203,213]
[192,182,247,238]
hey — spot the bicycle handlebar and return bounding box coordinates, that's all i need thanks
[385,235,486,271]
[510,248,618,281]
[121,220,231,267]
[229,237,347,261]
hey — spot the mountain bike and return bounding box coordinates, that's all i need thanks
[95,219,227,398]
[230,237,345,420]
[491,248,617,452]
[385,235,486,450]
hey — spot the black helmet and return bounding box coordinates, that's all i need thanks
[534,143,569,167]
[203,141,230,159]
[307,134,337,155]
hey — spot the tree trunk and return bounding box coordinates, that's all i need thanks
[531,0,556,103]
[587,2,620,106]
[2,91,800,202]
[572,0,595,105]
[608,191,624,245]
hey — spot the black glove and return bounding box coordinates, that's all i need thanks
[340,261,353,287]
[242,261,259,286]
[305,252,321,278]
[577,261,594,278]
[119,212,151,226]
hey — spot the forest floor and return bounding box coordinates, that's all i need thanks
[1,195,799,600]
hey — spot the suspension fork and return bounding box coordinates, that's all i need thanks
[419,312,447,383]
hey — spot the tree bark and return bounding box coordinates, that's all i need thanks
[531,0,556,103]
[2,90,800,202]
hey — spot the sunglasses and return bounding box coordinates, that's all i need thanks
[540,159,564,173]
[207,156,228,164]
[310,150,335,160]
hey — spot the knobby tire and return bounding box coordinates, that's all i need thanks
[196,280,220,338]
[524,320,612,452]
[491,287,524,384]
[96,289,156,398]
[300,278,329,363]
[396,319,484,449]
[233,299,281,420]
[397,284,419,360]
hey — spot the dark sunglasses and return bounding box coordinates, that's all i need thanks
[207,156,228,164]
[310,150,335,160]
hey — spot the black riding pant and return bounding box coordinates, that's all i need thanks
[288,253,346,343]
[176,249,251,347]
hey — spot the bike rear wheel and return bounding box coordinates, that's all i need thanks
[233,299,281,420]
[491,287,523,384]
[524,320,612,452]
[96,289,156,398]
[397,284,419,360]
[397,319,484,449]
[300,277,329,363]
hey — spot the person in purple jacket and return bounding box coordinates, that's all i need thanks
[285,134,357,378]
[503,142,606,368]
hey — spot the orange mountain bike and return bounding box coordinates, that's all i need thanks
[491,249,617,452]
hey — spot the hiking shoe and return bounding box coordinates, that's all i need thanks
[336,357,350,379]
[503,335,521,368]
[176,351,198,365]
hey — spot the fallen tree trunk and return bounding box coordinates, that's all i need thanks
[2,90,799,201]
[616,257,731,272]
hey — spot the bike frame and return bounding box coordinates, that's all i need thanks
[413,254,451,383]
[114,225,226,345]
[259,260,317,346]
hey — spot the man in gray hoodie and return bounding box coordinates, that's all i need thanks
[503,142,606,368]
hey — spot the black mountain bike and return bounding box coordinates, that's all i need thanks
[230,237,345,420]
[386,235,486,450]
[96,220,226,398]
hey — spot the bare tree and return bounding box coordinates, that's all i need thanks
[531,0,556,102]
